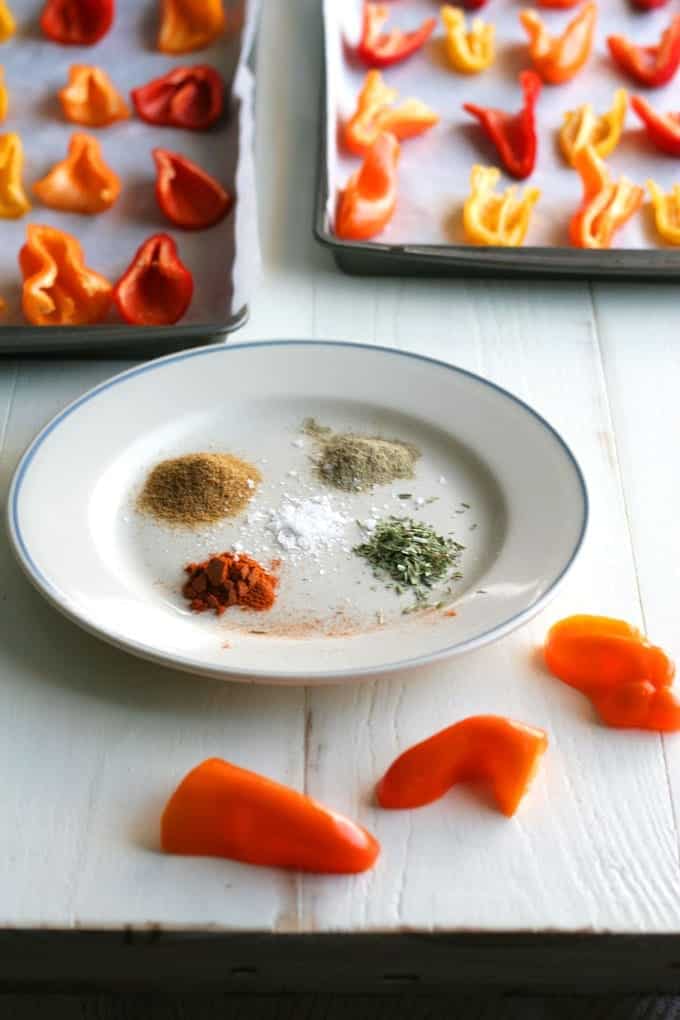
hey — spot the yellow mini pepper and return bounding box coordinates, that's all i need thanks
[0,68,8,122]
[648,181,680,246]
[463,165,540,246]
[441,5,495,74]
[560,89,628,166]
[0,132,30,219]
[0,1,15,43]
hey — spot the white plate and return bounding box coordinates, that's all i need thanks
[7,340,587,684]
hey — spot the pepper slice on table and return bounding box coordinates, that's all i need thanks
[40,0,114,45]
[343,71,438,156]
[132,65,224,131]
[569,145,643,248]
[463,70,541,179]
[646,181,680,244]
[153,148,232,230]
[161,758,380,874]
[520,2,597,85]
[463,165,540,246]
[158,0,225,55]
[0,1,15,42]
[560,89,628,166]
[336,131,400,241]
[377,716,548,817]
[19,225,112,326]
[544,615,680,730]
[33,133,121,214]
[357,2,436,68]
[114,234,193,326]
[631,95,680,155]
[59,65,129,127]
[0,133,30,219]
[441,5,495,74]
[608,16,680,87]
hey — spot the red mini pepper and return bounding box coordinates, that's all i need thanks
[632,0,670,9]
[631,95,680,154]
[40,0,114,45]
[608,15,680,87]
[132,66,224,132]
[153,148,233,230]
[463,70,541,180]
[357,2,436,68]
[537,0,581,7]
[161,758,380,874]
[336,131,400,241]
[114,234,193,326]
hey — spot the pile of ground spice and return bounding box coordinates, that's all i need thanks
[182,553,278,616]
[138,453,261,527]
[303,419,420,493]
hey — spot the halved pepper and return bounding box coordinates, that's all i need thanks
[463,70,541,179]
[33,133,121,214]
[648,181,680,244]
[114,234,194,326]
[0,68,8,122]
[357,2,436,68]
[441,5,495,74]
[158,0,225,55]
[377,716,548,817]
[336,131,399,241]
[162,758,380,874]
[631,95,680,154]
[0,1,15,42]
[608,15,680,87]
[520,2,597,85]
[569,146,643,248]
[132,65,224,131]
[0,133,30,219]
[560,89,628,166]
[343,70,438,156]
[463,165,540,246]
[40,0,114,45]
[19,225,112,326]
[633,0,670,9]
[153,148,233,230]
[537,0,581,6]
[59,65,129,127]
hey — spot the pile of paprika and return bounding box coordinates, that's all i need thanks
[183,553,278,616]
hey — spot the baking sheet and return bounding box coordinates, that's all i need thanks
[0,0,260,352]
[320,0,680,275]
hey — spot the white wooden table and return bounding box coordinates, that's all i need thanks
[3,0,680,993]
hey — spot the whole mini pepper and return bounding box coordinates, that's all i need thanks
[569,145,643,249]
[343,70,438,156]
[132,65,224,131]
[646,181,680,245]
[19,224,112,326]
[59,65,129,127]
[463,70,541,180]
[114,233,193,326]
[608,16,680,87]
[357,2,436,69]
[0,1,15,42]
[40,0,114,45]
[463,165,540,246]
[631,95,680,155]
[544,615,680,731]
[0,132,30,219]
[336,131,400,241]
[161,758,380,874]
[560,89,628,166]
[158,0,225,55]
[441,5,495,74]
[377,716,548,817]
[33,133,121,214]
[153,148,233,230]
[520,2,597,85]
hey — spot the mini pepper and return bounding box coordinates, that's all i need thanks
[19,225,112,326]
[0,68,8,123]
[0,132,30,219]
[40,0,114,45]
[343,70,438,156]
[114,234,194,326]
[158,0,226,55]
[33,133,121,214]
[132,65,224,131]
[463,165,540,246]
[569,145,643,249]
[463,70,541,180]
[153,148,233,230]
[59,65,129,127]
[647,181,680,245]
[631,95,680,155]
[336,131,400,241]
[357,2,436,68]
[441,5,495,74]
[608,15,680,87]
[520,2,597,85]
[0,1,15,42]
[559,89,628,166]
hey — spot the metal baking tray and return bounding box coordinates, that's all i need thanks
[0,0,259,354]
[316,0,680,280]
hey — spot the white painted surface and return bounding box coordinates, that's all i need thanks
[1,0,680,933]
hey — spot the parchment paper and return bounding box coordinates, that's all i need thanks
[324,0,680,250]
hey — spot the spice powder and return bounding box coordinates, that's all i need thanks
[138,452,261,527]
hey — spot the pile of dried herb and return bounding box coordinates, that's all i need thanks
[354,516,464,602]
[303,419,420,492]
[138,452,261,527]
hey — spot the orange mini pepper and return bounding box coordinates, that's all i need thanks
[569,146,643,249]
[161,758,380,874]
[0,68,8,123]
[33,133,121,214]
[0,1,15,42]
[520,2,597,85]
[377,715,548,817]
[59,65,129,127]
[158,0,226,55]
[0,132,30,219]
[544,615,680,730]
[19,224,112,326]
[343,70,438,156]
[336,131,399,241]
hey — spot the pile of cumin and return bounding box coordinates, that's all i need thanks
[303,418,420,492]
[138,452,261,527]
